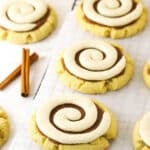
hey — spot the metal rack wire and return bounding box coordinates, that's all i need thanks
[72,0,82,10]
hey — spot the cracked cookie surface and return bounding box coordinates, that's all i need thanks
[0,107,9,148]
[56,41,133,94]
[76,0,147,39]
[0,0,57,44]
[30,96,117,150]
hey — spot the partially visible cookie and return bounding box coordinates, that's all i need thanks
[143,61,150,88]
[133,112,150,150]
[56,40,133,94]
[0,107,9,147]
[30,95,117,150]
[76,0,147,39]
[0,0,57,44]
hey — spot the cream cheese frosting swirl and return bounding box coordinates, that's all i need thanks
[83,0,144,27]
[63,41,126,81]
[36,96,111,144]
[139,112,150,147]
[0,0,48,32]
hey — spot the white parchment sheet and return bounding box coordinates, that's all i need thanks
[35,1,150,149]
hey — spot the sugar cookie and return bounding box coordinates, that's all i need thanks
[30,95,117,150]
[76,0,147,39]
[56,40,133,94]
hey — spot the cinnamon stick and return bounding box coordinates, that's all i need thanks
[0,52,39,90]
[21,49,30,97]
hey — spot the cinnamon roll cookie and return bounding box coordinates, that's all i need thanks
[0,107,9,147]
[143,61,150,88]
[56,40,133,94]
[30,95,117,150]
[76,0,147,39]
[133,112,150,150]
[0,0,57,44]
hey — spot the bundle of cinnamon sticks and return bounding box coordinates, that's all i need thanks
[0,48,39,97]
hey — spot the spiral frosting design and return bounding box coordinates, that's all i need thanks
[0,0,48,32]
[63,41,126,81]
[36,96,111,144]
[83,0,144,27]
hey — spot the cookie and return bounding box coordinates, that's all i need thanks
[56,40,133,94]
[76,0,147,39]
[133,112,150,150]
[143,61,150,88]
[30,95,117,150]
[0,0,57,44]
[0,107,9,147]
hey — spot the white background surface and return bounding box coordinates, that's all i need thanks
[0,0,150,150]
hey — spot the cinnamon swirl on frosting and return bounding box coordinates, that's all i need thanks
[76,0,147,39]
[0,0,57,44]
[30,95,117,150]
[56,40,133,94]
